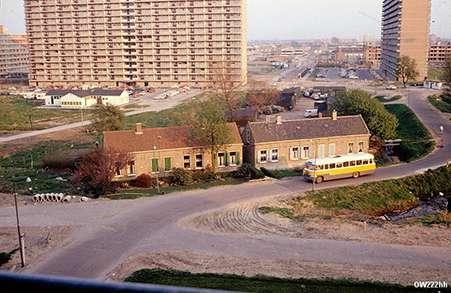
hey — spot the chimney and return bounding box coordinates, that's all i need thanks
[332,110,338,121]
[276,116,283,125]
[135,123,143,135]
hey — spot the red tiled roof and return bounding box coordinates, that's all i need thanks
[103,123,242,153]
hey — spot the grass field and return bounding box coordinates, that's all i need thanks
[428,95,451,113]
[384,104,434,162]
[125,269,422,293]
[0,95,91,131]
[299,166,450,217]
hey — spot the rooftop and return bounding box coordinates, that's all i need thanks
[46,88,125,97]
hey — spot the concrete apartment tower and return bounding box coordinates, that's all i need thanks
[24,0,247,88]
[380,0,430,81]
[0,25,29,80]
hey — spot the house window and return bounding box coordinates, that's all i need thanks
[271,149,279,162]
[259,150,267,163]
[183,155,191,169]
[151,158,159,173]
[328,144,336,157]
[229,152,238,166]
[129,161,136,175]
[115,164,122,176]
[302,146,310,159]
[195,154,203,168]
[318,144,325,159]
[348,143,354,153]
[218,152,225,167]
[290,147,300,160]
[358,142,364,153]
[164,157,172,171]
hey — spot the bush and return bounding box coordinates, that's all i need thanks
[192,167,217,182]
[232,163,265,179]
[41,152,81,170]
[171,168,194,186]
[261,167,302,179]
[131,174,156,188]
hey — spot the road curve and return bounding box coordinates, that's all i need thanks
[0,88,449,280]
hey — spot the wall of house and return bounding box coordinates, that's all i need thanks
[250,135,370,170]
[115,144,243,179]
[97,92,129,106]
[60,94,97,109]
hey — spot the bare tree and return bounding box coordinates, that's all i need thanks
[246,80,280,112]
[73,148,131,196]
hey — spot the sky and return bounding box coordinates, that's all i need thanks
[1,0,450,40]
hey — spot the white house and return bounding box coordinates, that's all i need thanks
[44,88,129,108]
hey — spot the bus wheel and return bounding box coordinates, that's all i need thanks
[315,176,324,184]
[352,172,360,178]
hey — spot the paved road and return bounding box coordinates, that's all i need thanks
[1,88,450,279]
[0,90,202,144]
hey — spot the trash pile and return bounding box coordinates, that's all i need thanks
[385,196,448,222]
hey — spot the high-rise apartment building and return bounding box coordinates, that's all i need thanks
[24,0,247,88]
[363,43,381,69]
[0,25,29,79]
[380,0,430,81]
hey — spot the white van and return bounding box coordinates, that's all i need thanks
[304,109,319,118]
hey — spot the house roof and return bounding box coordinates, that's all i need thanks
[248,115,370,144]
[46,88,125,97]
[103,123,243,153]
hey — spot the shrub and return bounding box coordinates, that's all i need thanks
[131,174,156,188]
[171,168,194,186]
[232,163,264,179]
[42,152,80,170]
[192,167,217,182]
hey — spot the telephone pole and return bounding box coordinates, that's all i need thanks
[14,193,25,267]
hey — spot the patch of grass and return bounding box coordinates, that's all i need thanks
[301,166,451,217]
[420,213,450,227]
[0,95,92,131]
[260,167,303,179]
[125,269,421,293]
[259,206,295,219]
[108,177,246,200]
[428,95,451,113]
[385,104,434,162]
[375,95,402,103]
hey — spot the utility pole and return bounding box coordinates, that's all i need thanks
[14,193,25,267]
[153,145,160,194]
[312,140,317,192]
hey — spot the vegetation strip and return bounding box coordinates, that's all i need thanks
[125,269,423,293]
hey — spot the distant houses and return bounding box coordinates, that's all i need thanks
[103,112,371,179]
[44,88,129,109]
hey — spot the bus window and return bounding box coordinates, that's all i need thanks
[350,161,356,166]
[336,163,343,168]
[370,159,373,164]
[324,164,329,170]
[363,160,368,165]
[318,165,324,170]
[330,163,336,169]
[343,162,349,167]
[357,160,362,165]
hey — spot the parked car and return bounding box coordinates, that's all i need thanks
[304,109,319,118]
[386,85,397,90]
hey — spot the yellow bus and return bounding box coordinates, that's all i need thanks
[303,153,376,183]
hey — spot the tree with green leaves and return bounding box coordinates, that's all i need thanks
[90,104,125,133]
[191,98,232,171]
[331,89,399,140]
[396,56,419,87]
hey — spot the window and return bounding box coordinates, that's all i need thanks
[196,154,203,168]
[336,163,343,168]
[115,164,122,176]
[358,142,364,153]
[348,143,354,153]
[184,155,191,169]
[291,147,300,160]
[318,144,325,159]
[302,146,310,159]
[271,149,279,162]
[324,164,329,170]
[363,160,369,165]
[218,153,225,167]
[343,162,349,167]
[330,163,336,169]
[357,160,363,166]
[259,150,267,163]
[350,161,356,166]
[129,161,136,175]
[151,158,159,173]
[164,158,172,171]
[229,152,238,166]
[328,143,336,157]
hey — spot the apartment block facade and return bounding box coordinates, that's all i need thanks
[24,0,247,88]
[363,43,381,69]
[0,25,29,79]
[428,43,451,68]
[380,0,430,81]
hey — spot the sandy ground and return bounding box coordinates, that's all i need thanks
[0,225,74,272]
[0,193,32,208]
[182,197,451,248]
[108,250,449,286]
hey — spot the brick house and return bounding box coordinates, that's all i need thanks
[241,112,371,170]
[103,123,243,179]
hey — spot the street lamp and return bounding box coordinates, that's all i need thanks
[153,145,160,194]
